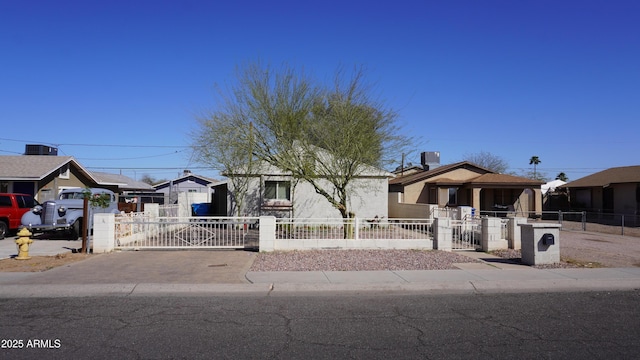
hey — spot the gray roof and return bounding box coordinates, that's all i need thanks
[91,172,155,191]
[154,173,219,189]
[0,155,93,180]
[0,155,154,191]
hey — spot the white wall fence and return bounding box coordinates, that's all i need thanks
[93,209,525,253]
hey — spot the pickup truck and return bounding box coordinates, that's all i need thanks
[0,193,39,239]
[21,188,121,239]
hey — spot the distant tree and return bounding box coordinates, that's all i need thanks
[462,151,509,173]
[140,174,166,185]
[529,156,541,179]
[139,174,153,185]
[555,172,568,182]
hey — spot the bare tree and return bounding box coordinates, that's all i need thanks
[461,151,509,173]
[191,62,408,220]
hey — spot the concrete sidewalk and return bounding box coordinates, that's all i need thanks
[0,236,81,259]
[1,240,639,297]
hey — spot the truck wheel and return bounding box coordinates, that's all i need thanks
[70,219,82,240]
[0,220,7,240]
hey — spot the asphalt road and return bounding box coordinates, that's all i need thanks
[1,290,639,359]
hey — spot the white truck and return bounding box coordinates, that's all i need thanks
[21,188,121,239]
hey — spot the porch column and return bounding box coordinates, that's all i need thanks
[533,188,542,216]
[472,188,481,214]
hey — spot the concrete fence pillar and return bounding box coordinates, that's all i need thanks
[507,217,527,250]
[481,217,508,251]
[93,213,115,253]
[259,216,276,252]
[519,223,561,265]
[145,203,159,218]
[434,218,452,251]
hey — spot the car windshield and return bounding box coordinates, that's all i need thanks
[60,192,85,200]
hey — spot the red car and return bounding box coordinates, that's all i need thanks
[0,193,39,239]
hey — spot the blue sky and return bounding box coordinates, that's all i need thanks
[1,0,638,183]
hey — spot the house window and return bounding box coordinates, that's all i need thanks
[265,181,291,201]
[448,188,458,205]
[59,164,70,179]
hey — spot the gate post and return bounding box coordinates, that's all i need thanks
[481,217,508,251]
[507,217,527,250]
[433,218,452,251]
[259,216,276,252]
[93,213,115,253]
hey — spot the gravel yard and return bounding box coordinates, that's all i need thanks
[250,249,481,271]
[249,229,640,271]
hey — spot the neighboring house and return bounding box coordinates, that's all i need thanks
[154,170,219,205]
[0,152,155,202]
[389,158,543,218]
[215,161,394,219]
[561,165,640,215]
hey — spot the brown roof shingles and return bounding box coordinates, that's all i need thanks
[562,166,640,188]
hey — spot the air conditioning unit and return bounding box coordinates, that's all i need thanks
[24,144,58,156]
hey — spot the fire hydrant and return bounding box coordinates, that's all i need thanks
[15,228,33,260]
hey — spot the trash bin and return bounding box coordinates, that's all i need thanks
[191,203,210,216]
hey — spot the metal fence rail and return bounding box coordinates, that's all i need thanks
[274,218,433,241]
[115,216,259,249]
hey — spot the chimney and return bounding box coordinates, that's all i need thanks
[183,169,192,176]
[420,151,440,170]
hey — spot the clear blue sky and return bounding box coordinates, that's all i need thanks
[1,0,638,183]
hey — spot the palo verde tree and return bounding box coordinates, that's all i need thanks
[191,61,407,220]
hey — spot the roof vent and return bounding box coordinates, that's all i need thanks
[24,144,58,156]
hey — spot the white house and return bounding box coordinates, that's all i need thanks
[217,161,393,220]
[154,170,219,204]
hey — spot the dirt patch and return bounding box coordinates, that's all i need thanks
[0,253,91,272]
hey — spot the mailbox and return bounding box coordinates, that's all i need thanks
[542,233,555,246]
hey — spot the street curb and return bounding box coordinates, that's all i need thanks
[1,279,638,298]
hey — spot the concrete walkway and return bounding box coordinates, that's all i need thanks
[1,236,640,297]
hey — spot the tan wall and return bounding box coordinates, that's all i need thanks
[401,168,485,204]
[403,182,426,204]
[36,167,95,201]
[429,168,481,181]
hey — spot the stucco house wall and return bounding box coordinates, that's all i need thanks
[226,158,392,220]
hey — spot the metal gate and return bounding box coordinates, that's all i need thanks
[451,219,481,250]
[115,215,260,250]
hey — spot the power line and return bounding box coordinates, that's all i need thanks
[0,137,194,148]
[77,150,186,161]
